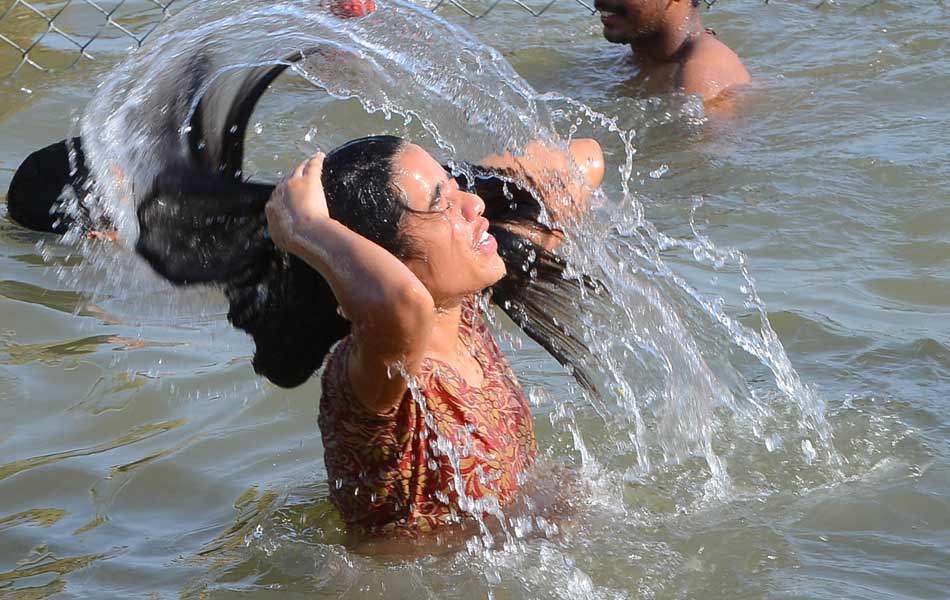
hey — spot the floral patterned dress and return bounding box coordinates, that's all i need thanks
[318,295,537,536]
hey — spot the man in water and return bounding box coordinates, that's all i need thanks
[596,0,750,103]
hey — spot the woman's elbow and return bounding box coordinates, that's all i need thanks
[569,138,604,191]
[362,281,434,359]
[549,139,603,222]
[392,280,434,333]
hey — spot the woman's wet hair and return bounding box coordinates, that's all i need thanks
[322,135,412,258]
[7,50,608,394]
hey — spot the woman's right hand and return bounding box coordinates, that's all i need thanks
[263,151,434,415]
[265,152,329,252]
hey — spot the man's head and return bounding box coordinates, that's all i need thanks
[595,0,700,44]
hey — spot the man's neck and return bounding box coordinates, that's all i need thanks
[629,10,704,65]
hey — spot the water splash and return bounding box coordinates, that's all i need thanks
[63,0,840,553]
[400,362,510,549]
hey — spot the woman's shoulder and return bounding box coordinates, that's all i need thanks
[320,337,403,422]
[319,336,354,408]
[321,335,351,382]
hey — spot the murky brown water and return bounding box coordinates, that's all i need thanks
[1,1,948,598]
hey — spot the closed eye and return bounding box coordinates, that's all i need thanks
[428,177,457,211]
[428,182,444,211]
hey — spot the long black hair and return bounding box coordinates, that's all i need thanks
[6,50,605,392]
[322,135,412,258]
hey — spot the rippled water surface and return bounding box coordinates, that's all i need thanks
[1,1,948,598]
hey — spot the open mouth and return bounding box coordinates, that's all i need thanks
[594,0,627,18]
[473,218,495,252]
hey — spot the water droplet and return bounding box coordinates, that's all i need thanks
[801,439,816,464]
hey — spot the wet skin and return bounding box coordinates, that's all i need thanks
[265,140,604,414]
[595,0,750,103]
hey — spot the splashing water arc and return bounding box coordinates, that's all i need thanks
[79,0,554,241]
[75,0,838,509]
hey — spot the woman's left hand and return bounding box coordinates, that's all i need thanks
[480,138,604,223]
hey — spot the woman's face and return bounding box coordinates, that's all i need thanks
[391,144,506,304]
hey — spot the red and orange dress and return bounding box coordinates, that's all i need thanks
[318,295,537,536]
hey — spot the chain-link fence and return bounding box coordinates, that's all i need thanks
[0,0,186,78]
[0,0,596,79]
[0,0,726,80]
[431,0,593,18]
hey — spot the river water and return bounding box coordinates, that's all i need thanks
[0,0,948,598]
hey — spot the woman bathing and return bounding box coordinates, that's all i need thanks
[6,48,606,539]
[266,136,602,537]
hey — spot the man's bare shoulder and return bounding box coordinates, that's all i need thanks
[679,35,751,102]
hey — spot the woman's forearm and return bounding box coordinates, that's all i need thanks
[265,152,433,363]
[285,217,434,359]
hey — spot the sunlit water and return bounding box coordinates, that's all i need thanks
[1,0,948,598]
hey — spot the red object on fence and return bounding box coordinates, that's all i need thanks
[330,0,377,18]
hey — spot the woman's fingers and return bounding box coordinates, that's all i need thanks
[301,152,325,179]
[265,194,296,250]
[264,151,331,253]
[275,152,330,225]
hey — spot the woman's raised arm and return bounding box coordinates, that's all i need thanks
[479,138,604,227]
[265,153,432,413]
